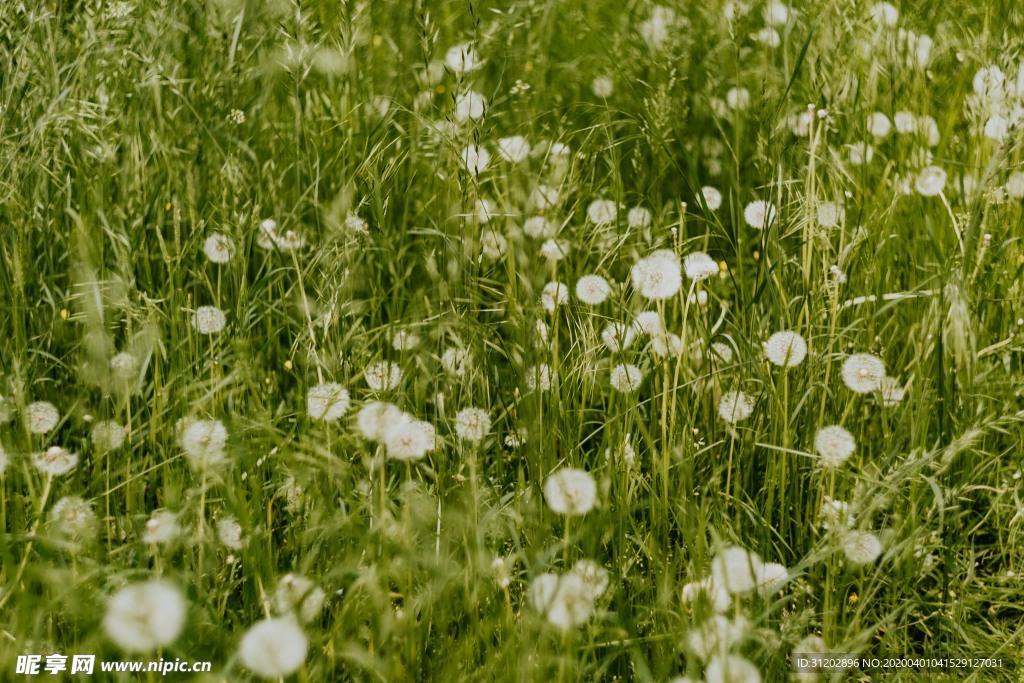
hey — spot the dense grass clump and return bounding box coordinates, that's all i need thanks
[2,0,1024,681]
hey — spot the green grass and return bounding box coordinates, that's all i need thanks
[2,0,1024,681]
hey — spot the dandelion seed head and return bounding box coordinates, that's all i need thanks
[631,250,682,300]
[880,376,906,406]
[142,509,182,545]
[541,282,569,313]
[383,415,433,460]
[238,618,308,679]
[814,425,856,468]
[743,200,777,229]
[544,468,597,515]
[496,135,531,163]
[49,496,96,546]
[587,199,618,226]
[192,306,227,335]
[575,274,611,305]
[609,363,644,393]
[763,330,808,367]
[104,580,187,652]
[274,574,326,624]
[33,446,78,476]
[454,90,486,122]
[841,353,886,393]
[525,363,552,392]
[444,43,483,74]
[203,233,235,263]
[717,390,754,424]
[364,361,403,391]
[178,418,229,468]
[915,165,947,196]
[684,251,720,281]
[26,401,60,434]
[454,407,491,443]
[843,531,883,565]
[711,546,763,596]
[217,515,246,550]
[601,323,638,353]
[705,655,762,683]
[307,383,351,422]
[356,401,404,442]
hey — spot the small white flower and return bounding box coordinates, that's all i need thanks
[865,111,891,139]
[587,199,618,226]
[575,275,612,305]
[441,348,472,377]
[633,311,663,336]
[307,383,350,422]
[529,572,596,630]
[33,446,78,476]
[609,364,644,393]
[460,144,490,176]
[601,323,638,353]
[454,408,491,443]
[683,251,719,281]
[848,141,875,166]
[543,468,597,515]
[841,353,886,393]
[743,200,777,229]
[142,509,182,545]
[631,250,682,300]
[915,165,947,197]
[444,42,483,74]
[49,496,96,546]
[711,546,763,595]
[203,233,235,263]
[192,306,227,335]
[217,515,246,550]
[178,418,229,468]
[843,530,883,565]
[273,574,326,624]
[539,238,569,261]
[762,330,808,367]
[701,186,723,211]
[238,618,308,679]
[364,362,403,391]
[756,562,789,594]
[26,401,61,434]
[814,426,856,468]
[541,282,569,313]
[356,401,404,442]
[717,390,754,424]
[104,580,187,652]
[627,206,652,229]
[496,135,531,163]
[591,76,614,98]
[454,90,486,122]
[383,416,433,460]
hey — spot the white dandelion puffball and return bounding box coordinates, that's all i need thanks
[480,230,507,260]
[973,65,1005,99]
[763,0,790,26]
[756,562,789,594]
[717,390,755,424]
[390,329,421,352]
[178,418,229,468]
[701,186,723,211]
[529,185,561,212]
[49,496,96,544]
[631,250,682,300]
[544,468,597,515]
[203,233,235,263]
[91,420,126,451]
[575,274,612,305]
[985,115,1009,142]
[893,111,916,134]
[572,560,610,598]
[763,330,808,367]
[848,142,874,166]
[0,445,8,476]
[627,206,652,229]
[789,109,813,136]
[915,165,947,197]
[274,574,326,624]
[191,305,227,335]
[441,348,472,376]
[1006,172,1024,199]
[539,238,569,261]
[880,376,905,406]
[496,135,531,163]
[110,351,140,381]
[444,42,483,74]
[474,197,497,224]
[142,509,181,545]
[26,400,60,434]
[591,76,614,98]
[383,416,433,460]
[683,251,719,281]
[525,364,552,392]
[306,383,350,422]
[870,1,899,25]
[543,573,596,630]
[33,446,78,476]
[814,426,856,468]
[587,199,618,226]
[541,281,569,313]
[639,6,676,51]
[364,361,403,391]
[461,144,490,176]
[754,27,782,48]
[523,215,556,239]
[454,407,491,444]
[238,618,308,679]
[650,332,682,358]
[686,614,751,661]
[609,364,644,393]
[454,90,486,122]
[841,353,886,393]
[633,310,663,336]
[711,546,763,595]
[726,87,750,111]
[705,655,762,683]
[355,401,404,442]
[743,200,777,229]
[104,580,187,652]
[843,531,883,565]
[817,202,845,228]
[680,579,730,613]
[217,516,246,550]
[866,112,892,139]
[710,341,734,364]
[820,497,855,531]
[601,322,638,353]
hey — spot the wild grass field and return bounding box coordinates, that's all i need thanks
[2,0,1024,680]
